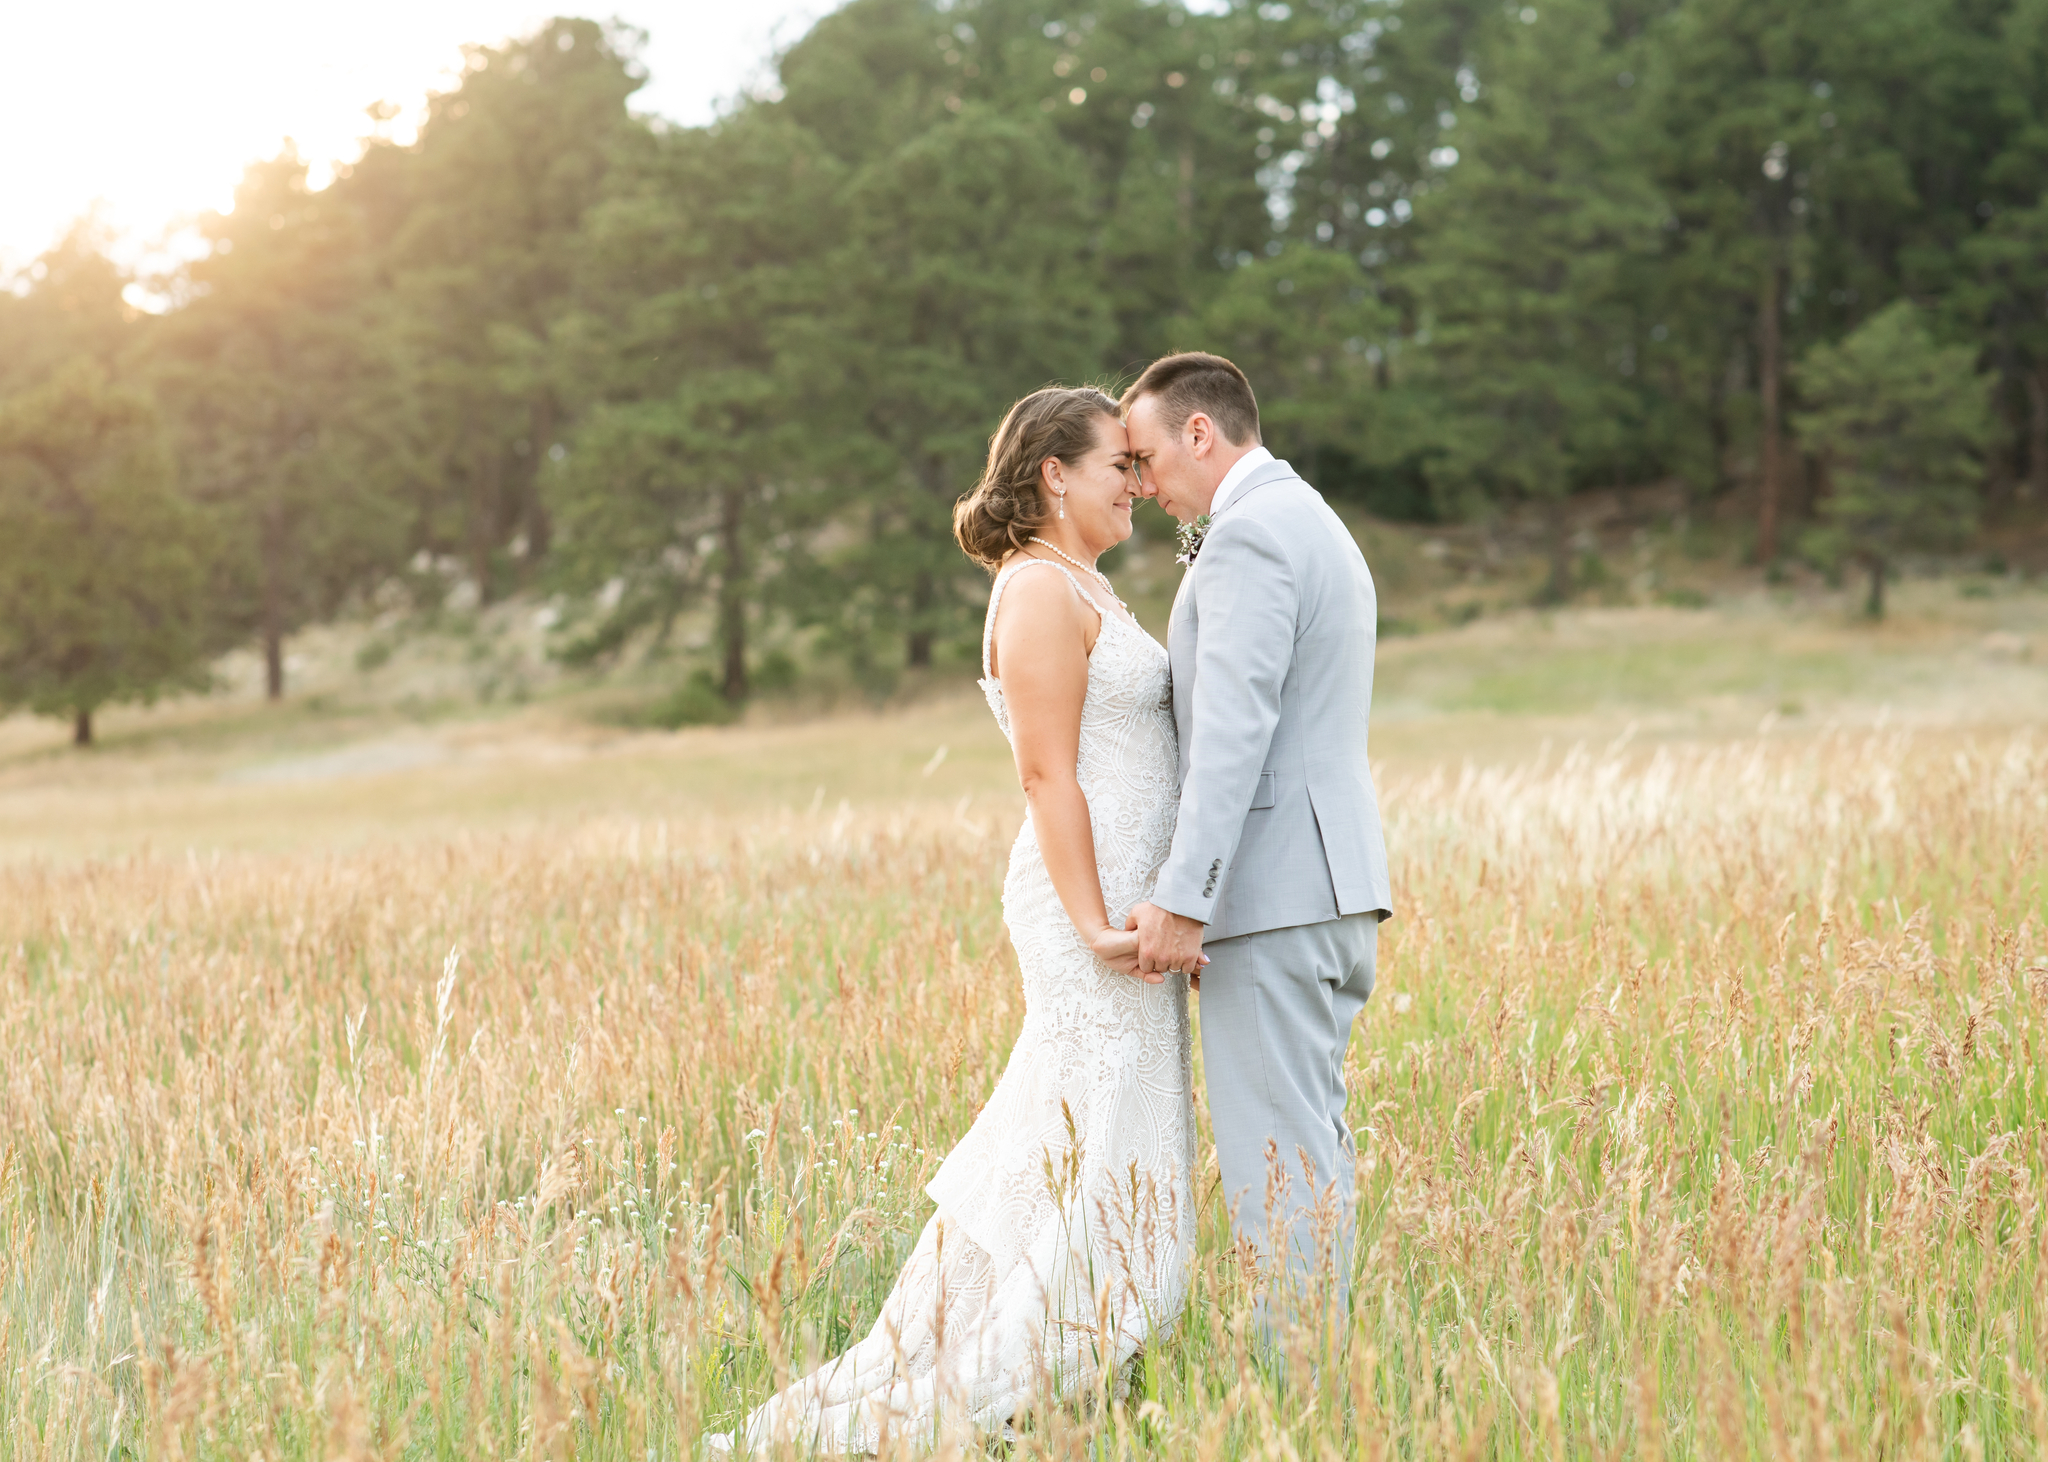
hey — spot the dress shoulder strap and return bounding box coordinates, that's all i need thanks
[982,557,1098,679]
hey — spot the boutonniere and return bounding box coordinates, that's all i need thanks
[1175,514,1212,566]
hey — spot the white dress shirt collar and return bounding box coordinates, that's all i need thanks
[1208,445,1275,518]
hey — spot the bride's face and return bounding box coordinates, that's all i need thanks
[1042,415,1138,554]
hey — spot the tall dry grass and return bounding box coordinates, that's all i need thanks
[1,729,2044,1458]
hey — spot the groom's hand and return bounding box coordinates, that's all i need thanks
[1130,901,1207,981]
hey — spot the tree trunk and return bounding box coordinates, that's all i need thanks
[2027,360,2048,502]
[1541,500,1574,604]
[1707,348,1736,496]
[1791,450,1819,525]
[1865,556,1885,619]
[1756,262,1786,562]
[717,485,748,704]
[264,628,285,701]
[1810,455,1833,514]
[73,708,92,746]
[262,502,287,701]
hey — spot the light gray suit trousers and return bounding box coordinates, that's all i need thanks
[1153,458,1392,1321]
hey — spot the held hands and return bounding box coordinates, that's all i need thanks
[1087,924,1146,979]
[1088,910,1208,986]
[1128,901,1208,989]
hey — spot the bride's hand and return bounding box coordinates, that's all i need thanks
[1088,924,1154,981]
[1090,919,1208,984]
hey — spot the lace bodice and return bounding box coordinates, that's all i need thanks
[977,557,1181,934]
[718,555,1193,1455]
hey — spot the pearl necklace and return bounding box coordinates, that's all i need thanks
[1028,537,1128,613]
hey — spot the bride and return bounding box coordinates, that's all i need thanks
[713,386,1197,1454]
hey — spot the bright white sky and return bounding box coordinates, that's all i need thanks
[0,0,833,277]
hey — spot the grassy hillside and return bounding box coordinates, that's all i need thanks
[2,535,2045,1457]
[3,717,2042,1457]
[1,551,2042,858]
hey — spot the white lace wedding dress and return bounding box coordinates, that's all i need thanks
[715,557,1195,1455]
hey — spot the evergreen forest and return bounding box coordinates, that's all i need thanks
[3,0,2045,740]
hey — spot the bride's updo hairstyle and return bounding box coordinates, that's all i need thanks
[953,385,1120,571]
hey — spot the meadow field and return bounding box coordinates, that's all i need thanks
[3,579,2046,1459]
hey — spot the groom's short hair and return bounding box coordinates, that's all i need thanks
[1121,352,1261,447]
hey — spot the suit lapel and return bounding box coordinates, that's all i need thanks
[1168,458,1295,663]
[1167,457,1298,675]
[1218,457,1298,513]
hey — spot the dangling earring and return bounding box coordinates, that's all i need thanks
[1057,489,1066,520]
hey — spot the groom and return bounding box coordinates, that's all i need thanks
[1122,352,1391,1329]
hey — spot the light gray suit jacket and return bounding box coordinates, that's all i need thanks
[1152,458,1392,940]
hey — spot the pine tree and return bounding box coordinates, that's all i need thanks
[941,0,1271,361]
[1242,0,1485,266]
[1794,301,1995,616]
[0,367,208,744]
[824,107,1116,671]
[1643,0,1926,558]
[343,18,646,599]
[0,222,134,397]
[547,109,842,707]
[1184,245,1396,482]
[1949,0,2048,507]
[151,151,409,700]
[1399,0,1662,595]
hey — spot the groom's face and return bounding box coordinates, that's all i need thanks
[1123,395,1216,524]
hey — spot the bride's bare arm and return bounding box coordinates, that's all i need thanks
[990,568,1152,981]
